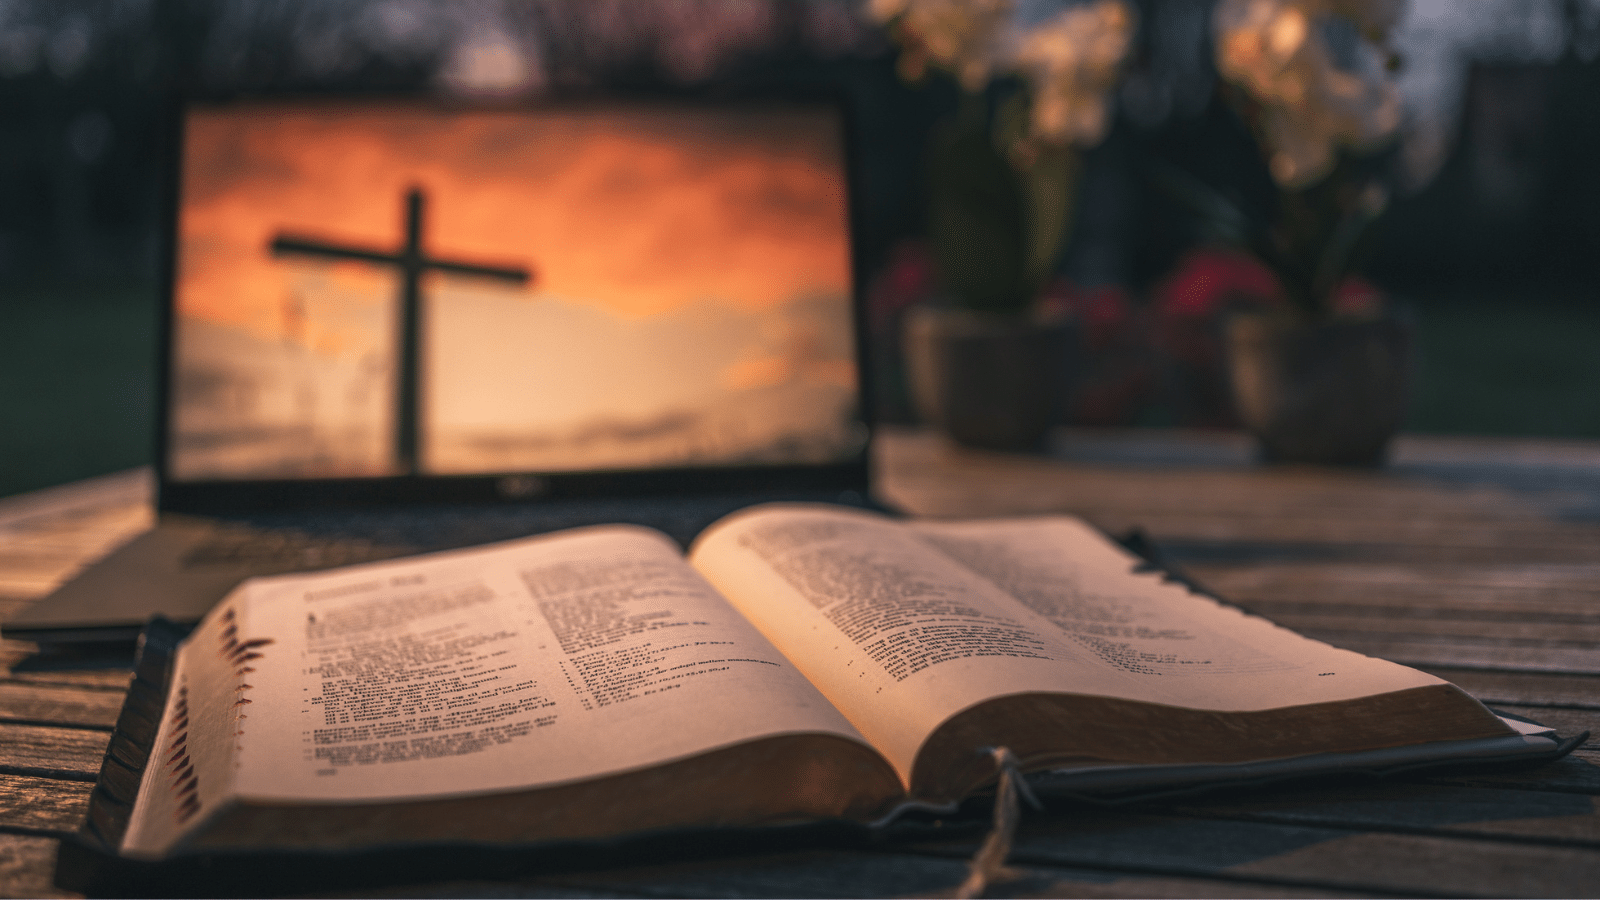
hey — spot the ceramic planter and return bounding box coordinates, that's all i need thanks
[903,306,1074,451]
[1226,310,1412,465]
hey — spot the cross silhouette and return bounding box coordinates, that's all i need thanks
[270,187,532,474]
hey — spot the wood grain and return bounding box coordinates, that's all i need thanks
[0,775,93,835]
[347,847,1383,899]
[935,811,1600,898]
[1272,634,1600,675]
[0,682,123,730]
[1418,668,1600,708]
[878,429,1600,564]
[1222,830,1600,898]
[1168,783,1600,846]
[0,468,151,602]
[1418,750,1600,794]
[0,724,110,781]
[0,430,1596,898]
[1,668,134,692]
[1190,563,1600,616]
[0,834,77,899]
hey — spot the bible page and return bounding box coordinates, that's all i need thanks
[689,505,1119,785]
[688,505,1449,787]
[907,515,1446,711]
[214,525,870,806]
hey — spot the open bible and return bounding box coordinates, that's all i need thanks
[101,504,1569,862]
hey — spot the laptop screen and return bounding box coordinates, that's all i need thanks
[164,98,864,489]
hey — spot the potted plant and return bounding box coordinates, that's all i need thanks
[871,0,1134,449]
[1161,0,1413,464]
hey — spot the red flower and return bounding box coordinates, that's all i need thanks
[1332,275,1384,317]
[1149,249,1388,427]
[1152,249,1284,320]
[868,240,936,334]
[1042,278,1154,426]
[1040,278,1133,352]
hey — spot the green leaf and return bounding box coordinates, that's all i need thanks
[1021,143,1080,291]
[926,103,1029,313]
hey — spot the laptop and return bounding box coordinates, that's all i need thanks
[8,93,876,647]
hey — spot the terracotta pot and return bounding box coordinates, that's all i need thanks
[1226,311,1412,466]
[903,306,1074,451]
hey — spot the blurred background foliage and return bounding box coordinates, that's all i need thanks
[2,0,1599,498]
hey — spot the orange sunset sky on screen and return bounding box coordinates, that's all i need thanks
[177,102,853,342]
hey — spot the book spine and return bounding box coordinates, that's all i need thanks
[158,684,197,823]
[75,617,189,851]
[148,605,275,829]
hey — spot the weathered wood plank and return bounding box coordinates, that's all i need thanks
[1221,830,1600,898]
[1240,600,1600,634]
[0,725,109,780]
[883,424,1586,493]
[1168,782,1600,847]
[0,499,149,546]
[1191,563,1600,618]
[1420,668,1600,708]
[965,871,1380,898]
[0,636,135,691]
[19,794,1600,900]
[325,880,634,898]
[956,811,1600,898]
[0,683,122,730]
[1230,614,1600,672]
[0,468,149,527]
[0,467,152,604]
[879,431,1600,563]
[0,432,1590,898]
[525,851,998,900]
[0,600,39,627]
[0,511,151,601]
[1145,518,1599,564]
[1239,613,1600,647]
[883,463,1553,521]
[924,506,1600,566]
[350,849,1382,900]
[0,775,92,836]
[1284,634,1600,675]
[0,834,75,899]
[0,671,132,693]
[1418,749,1600,794]
[1390,431,1600,470]
[1212,591,1600,627]
[1024,426,1600,477]
[1184,543,1600,567]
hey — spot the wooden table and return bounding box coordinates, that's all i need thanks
[1,427,1596,897]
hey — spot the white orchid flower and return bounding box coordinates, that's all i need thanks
[1011,0,1134,145]
[869,0,1016,90]
[871,0,1135,147]
[1215,0,1404,186]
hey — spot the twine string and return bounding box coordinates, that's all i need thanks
[954,746,1041,899]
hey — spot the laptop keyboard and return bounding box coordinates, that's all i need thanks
[182,527,408,570]
[178,491,871,572]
